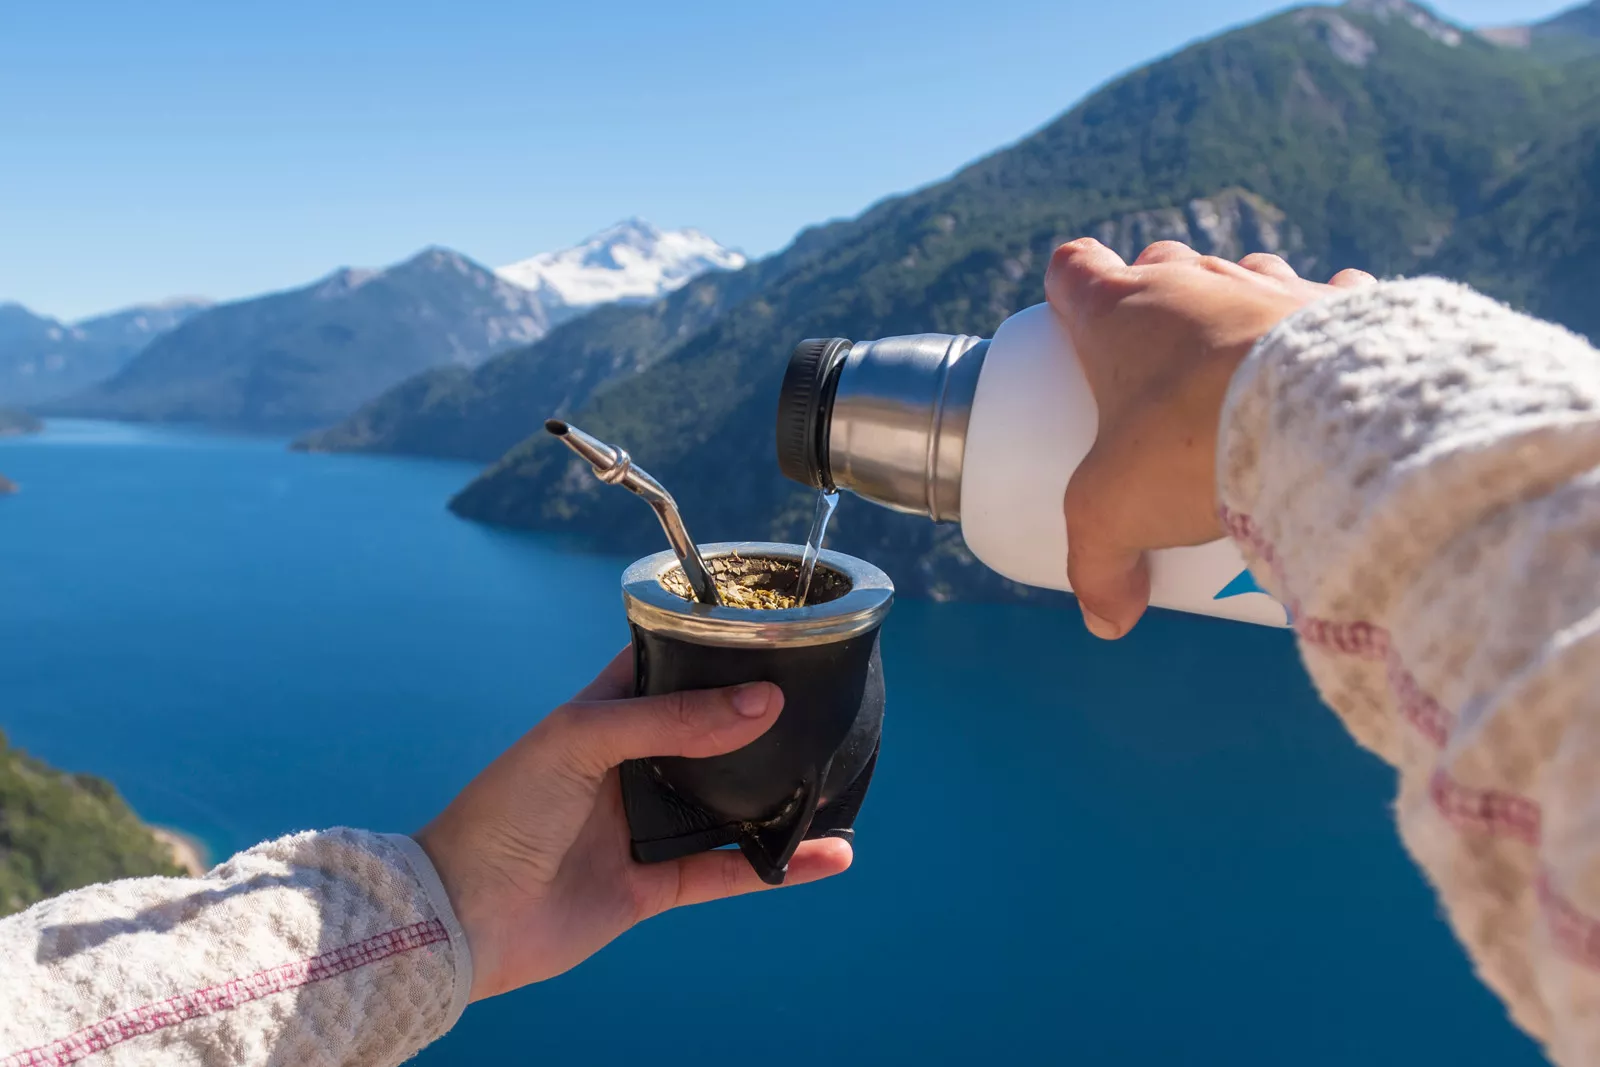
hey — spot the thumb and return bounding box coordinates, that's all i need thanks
[643,837,854,919]
[555,682,783,778]
[1064,450,1152,640]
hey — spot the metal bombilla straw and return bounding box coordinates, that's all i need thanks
[545,419,722,606]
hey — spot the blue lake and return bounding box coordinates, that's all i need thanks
[0,420,1543,1065]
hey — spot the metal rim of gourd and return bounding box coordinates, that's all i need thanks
[622,541,893,648]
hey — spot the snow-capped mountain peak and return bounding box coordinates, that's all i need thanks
[496,219,745,311]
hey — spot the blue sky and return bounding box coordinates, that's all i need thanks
[0,0,1574,320]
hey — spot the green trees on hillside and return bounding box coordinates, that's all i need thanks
[0,731,183,917]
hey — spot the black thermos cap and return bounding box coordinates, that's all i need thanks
[775,337,852,491]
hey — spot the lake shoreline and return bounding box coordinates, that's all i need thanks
[152,827,210,876]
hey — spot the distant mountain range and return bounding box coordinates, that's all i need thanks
[26,223,740,430]
[496,218,745,315]
[0,299,210,406]
[294,236,786,459]
[300,0,1600,602]
[45,249,552,429]
[1482,0,1600,58]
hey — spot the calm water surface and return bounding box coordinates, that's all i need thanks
[0,421,1541,1065]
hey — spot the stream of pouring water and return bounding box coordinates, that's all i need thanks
[796,490,839,606]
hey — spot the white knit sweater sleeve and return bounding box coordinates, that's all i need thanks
[1217,278,1600,1064]
[0,829,472,1067]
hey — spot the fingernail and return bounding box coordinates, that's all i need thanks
[730,683,773,718]
[1080,606,1123,640]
